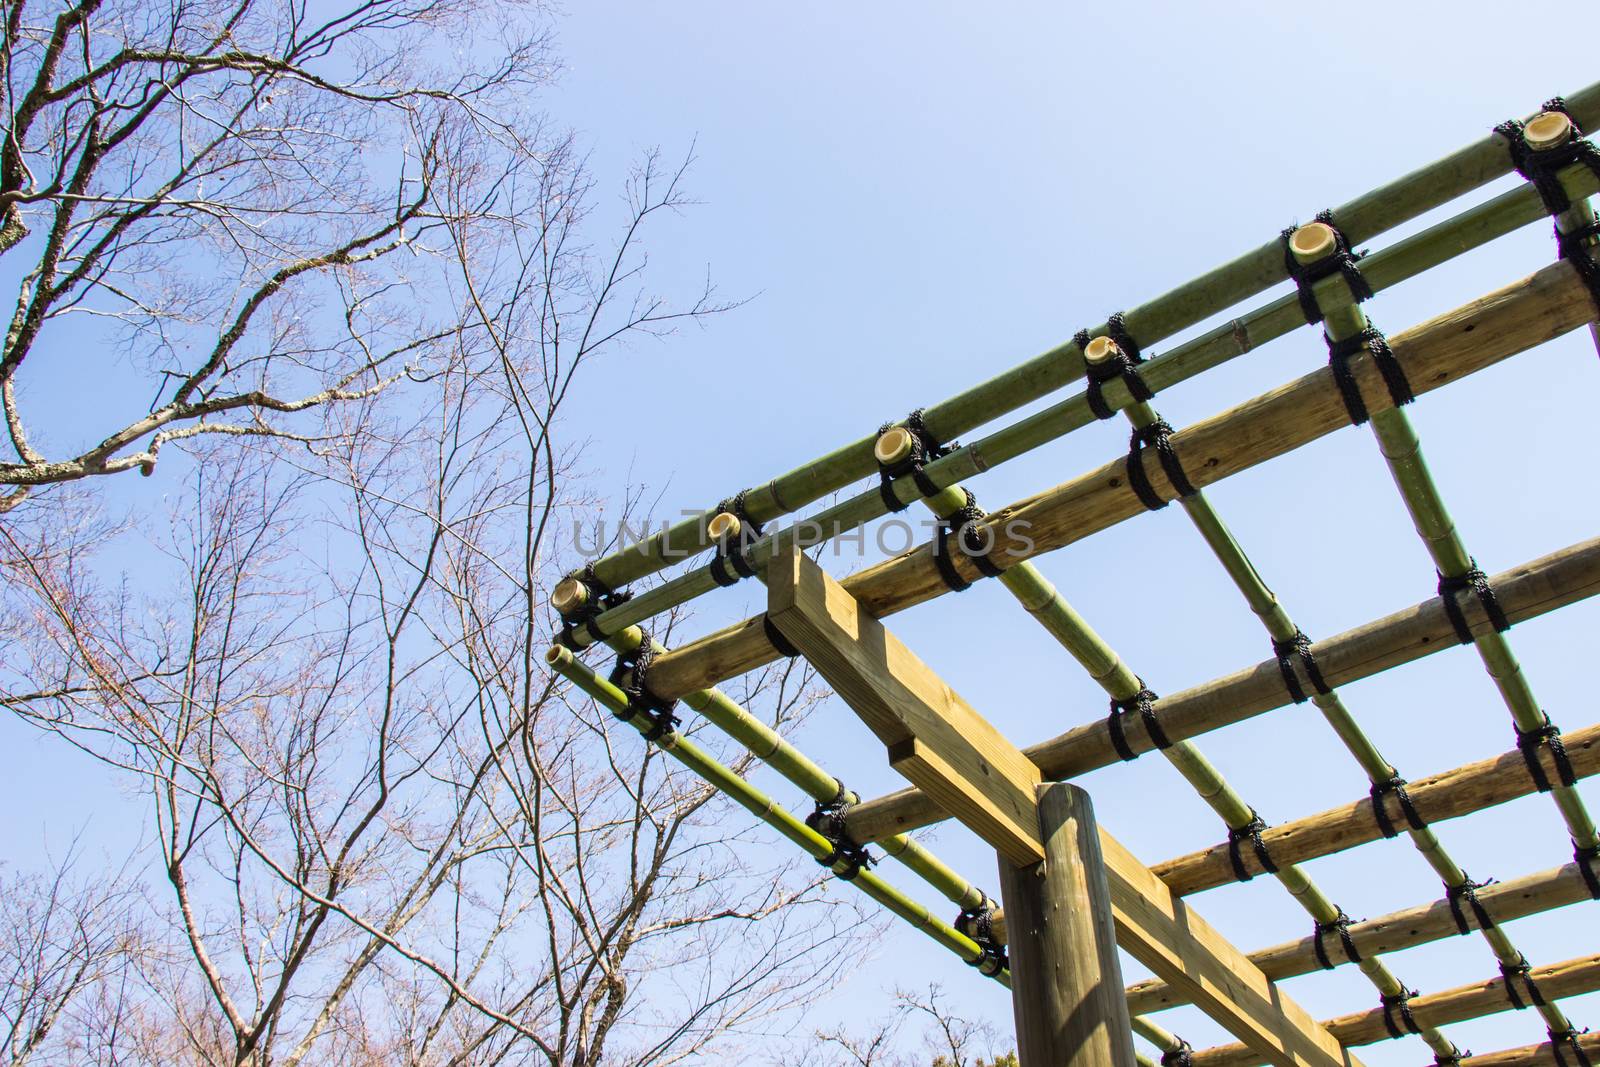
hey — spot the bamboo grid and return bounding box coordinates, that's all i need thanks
[544,85,1600,1067]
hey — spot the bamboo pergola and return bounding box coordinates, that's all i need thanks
[544,86,1600,1067]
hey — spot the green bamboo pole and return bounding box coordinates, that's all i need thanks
[1525,111,1600,355]
[1093,248,1579,1044]
[893,436,1460,1063]
[543,643,1010,985]
[575,85,1600,595]
[570,159,1600,648]
[1301,176,1599,1043]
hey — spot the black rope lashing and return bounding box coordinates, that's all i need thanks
[805,781,875,882]
[1312,908,1363,970]
[1075,312,1154,420]
[1437,561,1511,644]
[762,613,799,658]
[1106,687,1169,762]
[609,637,680,743]
[1432,1047,1468,1067]
[1273,628,1331,705]
[1495,98,1600,218]
[1446,875,1496,935]
[1500,954,1547,1011]
[1125,418,1195,511]
[1226,809,1279,883]
[1380,988,1422,1039]
[954,893,1009,977]
[1577,842,1600,900]
[1516,715,1578,793]
[1549,1028,1594,1067]
[877,408,951,513]
[706,490,765,588]
[1557,217,1600,313]
[556,563,634,650]
[1282,209,1373,325]
[1370,776,1427,839]
[1325,326,1414,426]
[1160,1040,1193,1067]
[931,489,1004,593]
[1497,99,1600,316]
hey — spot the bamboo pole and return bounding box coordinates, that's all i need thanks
[1151,722,1599,896]
[573,86,1600,595]
[542,644,1010,985]
[642,258,1598,704]
[1192,953,1600,1067]
[845,533,1600,842]
[1125,859,1600,1015]
[568,158,1600,648]
[1526,110,1600,356]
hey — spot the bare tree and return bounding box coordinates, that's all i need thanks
[0,2,865,1063]
[802,986,1016,1067]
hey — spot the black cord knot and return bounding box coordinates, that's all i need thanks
[1126,417,1195,510]
[1433,1047,1469,1067]
[877,407,952,512]
[1548,1027,1593,1067]
[1312,908,1362,970]
[1496,99,1600,316]
[1226,809,1279,883]
[1516,715,1578,793]
[1380,988,1422,1038]
[1370,775,1427,839]
[761,613,800,658]
[954,893,1009,976]
[1106,686,1169,762]
[1576,841,1600,900]
[1282,209,1373,325]
[932,490,1003,591]
[1272,628,1331,704]
[1077,314,1155,420]
[1325,326,1414,426]
[555,563,635,650]
[1160,1040,1193,1067]
[1500,953,1546,1011]
[1445,874,1496,935]
[609,637,680,743]
[1437,561,1510,644]
[806,782,874,881]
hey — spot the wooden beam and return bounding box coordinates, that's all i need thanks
[844,535,1600,844]
[999,785,1136,1067]
[1097,831,1359,1067]
[1126,859,1600,1015]
[1192,953,1600,1067]
[645,260,1597,704]
[1458,1032,1600,1067]
[766,546,1044,866]
[1152,722,1599,896]
[766,549,1356,1067]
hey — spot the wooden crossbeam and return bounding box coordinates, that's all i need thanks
[767,546,1044,865]
[767,547,1358,1067]
[1193,953,1600,1067]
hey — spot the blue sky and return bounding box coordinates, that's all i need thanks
[4,2,1599,1062]
[532,2,1600,1061]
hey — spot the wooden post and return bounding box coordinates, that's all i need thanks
[999,783,1136,1067]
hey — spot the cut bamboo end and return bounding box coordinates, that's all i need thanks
[1083,336,1120,365]
[545,645,572,668]
[1289,222,1338,264]
[707,512,741,542]
[875,426,916,466]
[1525,110,1574,151]
[551,577,589,616]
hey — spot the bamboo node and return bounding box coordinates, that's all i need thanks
[1289,222,1338,262]
[1525,110,1574,151]
[1082,335,1121,365]
[874,425,916,466]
